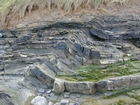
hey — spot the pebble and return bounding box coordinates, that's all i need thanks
[20,54,28,57]
[48,101,54,105]
[46,89,52,94]
[63,94,70,98]
[63,92,70,98]
[60,99,69,105]
[38,88,45,93]
[34,90,82,105]
[74,102,80,105]
[42,93,48,97]
[49,93,55,97]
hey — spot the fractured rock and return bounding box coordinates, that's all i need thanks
[96,74,140,92]
[90,28,110,40]
[32,65,55,87]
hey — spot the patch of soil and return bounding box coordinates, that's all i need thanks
[1,0,140,28]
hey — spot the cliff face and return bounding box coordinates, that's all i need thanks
[0,15,140,105]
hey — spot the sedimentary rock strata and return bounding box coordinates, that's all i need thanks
[0,15,140,104]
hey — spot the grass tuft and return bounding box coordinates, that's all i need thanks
[0,0,137,26]
[56,60,140,82]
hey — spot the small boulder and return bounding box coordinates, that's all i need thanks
[53,78,65,94]
[31,96,48,105]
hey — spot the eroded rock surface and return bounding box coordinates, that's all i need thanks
[0,15,140,104]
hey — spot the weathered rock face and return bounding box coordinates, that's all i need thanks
[53,79,96,94]
[65,81,96,94]
[32,65,55,87]
[96,74,140,92]
[90,15,140,40]
[0,15,140,104]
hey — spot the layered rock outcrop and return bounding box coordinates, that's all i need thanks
[0,15,140,104]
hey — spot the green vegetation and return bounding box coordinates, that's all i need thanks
[56,60,140,82]
[104,86,140,105]
[0,0,136,26]
[113,100,126,105]
[126,90,140,101]
[110,100,140,105]
[110,101,140,105]
[104,86,140,99]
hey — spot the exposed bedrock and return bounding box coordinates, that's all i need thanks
[52,74,140,94]
[96,74,140,91]
[0,15,140,104]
